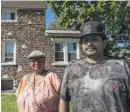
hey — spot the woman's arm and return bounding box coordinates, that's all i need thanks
[59,99,69,112]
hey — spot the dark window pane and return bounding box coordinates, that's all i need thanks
[5,53,13,57]
[5,58,13,62]
[55,52,64,61]
[55,43,63,51]
[5,58,9,62]
[68,53,76,62]
[5,53,8,57]
[8,53,13,57]
[67,42,76,52]
[11,13,15,20]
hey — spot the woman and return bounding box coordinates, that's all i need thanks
[15,50,60,112]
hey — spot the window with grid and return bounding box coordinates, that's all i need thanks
[55,43,64,61]
[4,42,14,62]
[2,40,16,65]
[4,12,16,20]
[1,9,17,22]
[54,39,79,64]
[67,42,77,62]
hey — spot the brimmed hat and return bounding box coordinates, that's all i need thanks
[79,21,107,39]
[27,50,46,59]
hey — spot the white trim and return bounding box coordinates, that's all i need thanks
[45,30,81,37]
[1,39,17,65]
[77,41,80,59]
[1,62,17,66]
[53,42,55,63]
[14,40,17,65]
[55,38,80,42]
[64,42,68,63]
[1,20,17,22]
[46,30,80,34]
[53,38,80,65]
[2,39,16,41]
[1,9,18,22]
[52,62,68,66]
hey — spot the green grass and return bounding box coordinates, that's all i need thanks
[70,103,72,112]
[1,94,72,112]
[1,95,17,112]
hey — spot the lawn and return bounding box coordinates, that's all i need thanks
[1,94,72,112]
[1,95,17,112]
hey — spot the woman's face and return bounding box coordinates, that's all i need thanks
[30,57,45,73]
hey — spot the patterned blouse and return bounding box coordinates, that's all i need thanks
[16,70,60,112]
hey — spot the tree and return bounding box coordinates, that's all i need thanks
[48,1,130,58]
[47,16,69,30]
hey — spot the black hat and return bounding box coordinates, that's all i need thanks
[79,21,107,39]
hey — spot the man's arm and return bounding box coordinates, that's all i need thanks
[59,99,69,112]
[59,63,71,112]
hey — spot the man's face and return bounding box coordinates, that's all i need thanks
[80,34,106,58]
[30,57,45,73]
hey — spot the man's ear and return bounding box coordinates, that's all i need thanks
[103,40,108,48]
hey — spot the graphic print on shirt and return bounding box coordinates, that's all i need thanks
[65,59,129,112]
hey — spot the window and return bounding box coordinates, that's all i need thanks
[53,38,80,65]
[55,43,64,61]
[1,9,17,22]
[67,42,77,62]
[1,40,16,65]
[4,12,16,20]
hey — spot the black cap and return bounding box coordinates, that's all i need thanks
[79,21,107,39]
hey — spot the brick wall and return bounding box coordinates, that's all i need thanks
[1,10,48,80]
[1,9,81,89]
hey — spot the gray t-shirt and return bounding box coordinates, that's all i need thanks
[60,58,130,112]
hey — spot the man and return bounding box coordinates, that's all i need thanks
[59,21,130,112]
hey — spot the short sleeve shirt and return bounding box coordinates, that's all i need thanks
[16,71,60,112]
[60,58,130,112]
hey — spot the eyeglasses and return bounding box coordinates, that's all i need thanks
[30,58,45,63]
[82,35,102,43]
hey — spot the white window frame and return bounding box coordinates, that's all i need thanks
[1,39,17,65]
[52,38,80,65]
[1,9,18,22]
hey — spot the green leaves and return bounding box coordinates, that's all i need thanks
[48,1,130,58]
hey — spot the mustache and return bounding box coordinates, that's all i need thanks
[86,47,96,50]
